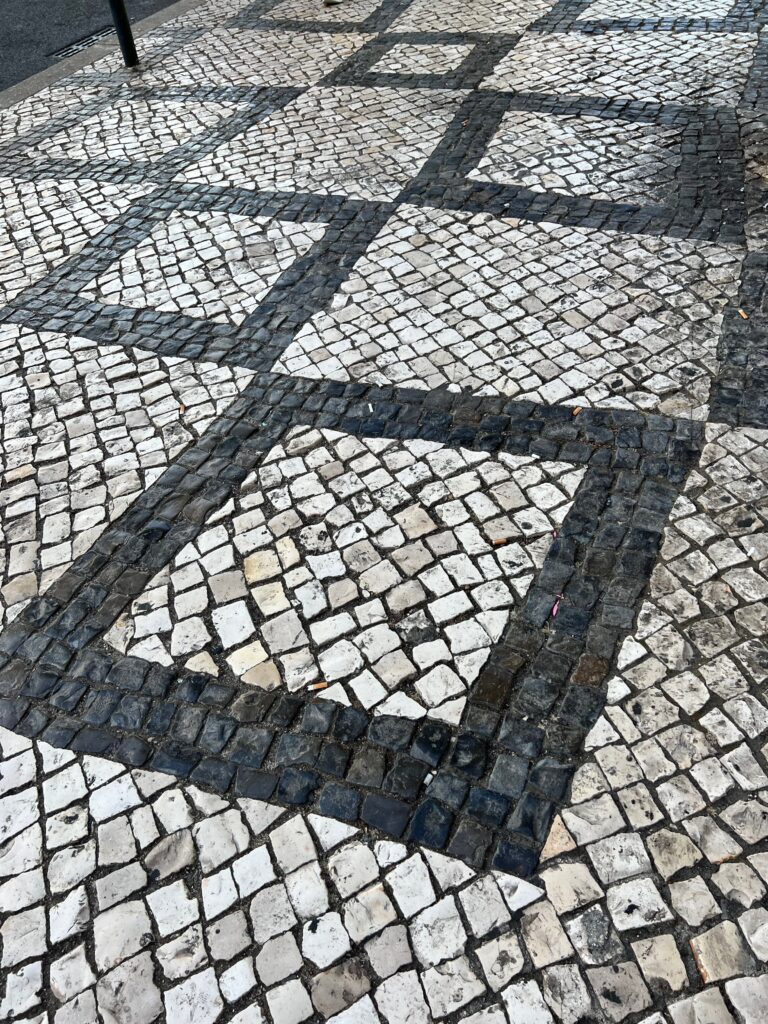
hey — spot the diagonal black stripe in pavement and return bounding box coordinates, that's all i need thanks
[0,372,704,876]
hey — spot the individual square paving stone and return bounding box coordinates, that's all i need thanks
[374,969,431,1024]
[267,978,314,1024]
[540,862,603,914]
[562,795,625,846]
[606,878,672,931]
[107,426,581,713]
[310,957,371,1017]
[0,178,148,305]
[683,815,742,862]
[719,799,768,844]
[668,876,721,928]
[646,828,701,880]
[386,854,435,917]
[369,43,473,75]
[364,924,411,979]
[725,975,768,1024]
[179,87,464,201]
[520,900,573,967]
[28,97,244,163]
[501,979,556,1024]
[565,905,626,965]
[250,882,298,943]
[656,776,706,821]
[144,27,371,87]
[631,934,688,992]
[156,924,207,981]
[690,921,754,982]
[96,952,163,1024]
[207,907,250,960]
[81,209,326,325]
[669,988,738,1024]
[1,905,46,966]
[481,32,757,106]
[392,0,554,33]
[220,958,256,1002]
[166,967,224,1023]
[476,932,524,991]
[254,931,303,985]
[146,880,199,936]
[93,901,152,971]
[738,906,768,960]
[344,883,397,943]
[193,810,250,872]
[409,896,467,967]
[0,960,42,1019]
[587,963,652,1022]
[329,841,380,897]
[469,110,683,206]
[422,955,485,1018]
[541,964,593,1024]
[711,861,766,908]
[273,204,741,415]
[589,835,651,884]
[458,876,510,937]
[301,911,351,969]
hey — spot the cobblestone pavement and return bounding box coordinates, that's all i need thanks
[1,0,768,1021]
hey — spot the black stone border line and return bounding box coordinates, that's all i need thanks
[0,0,761,873]
[320,31,521,91]
[0,83,748,369]
[708,254,768,427]
[0,81,306,172]
[400,90,746,245]
[0,76,748,249]
[0,374,703,875]
[707,30,768,428]
[2,186,397,370]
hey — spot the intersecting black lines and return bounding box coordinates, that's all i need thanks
[0,369,703,874]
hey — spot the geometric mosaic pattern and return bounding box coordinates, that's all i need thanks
[390,0,556,33]
[105,427,584,720]
[0,323,254,627]
[274,205,743,415]
[467,111,683,206]
[369,43,473,76]
[0,726,545,1024]
[576,0,735,17]
[480,32,758,106]
[142,28,373,88]
[27,98,245,165]
[1,0,767,1019]
[0,177,148,306]
[178,87,466,201]
[81,211,327,325]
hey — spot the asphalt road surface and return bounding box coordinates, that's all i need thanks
[0,0,181,93]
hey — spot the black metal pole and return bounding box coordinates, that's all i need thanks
[108,0,139,67]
